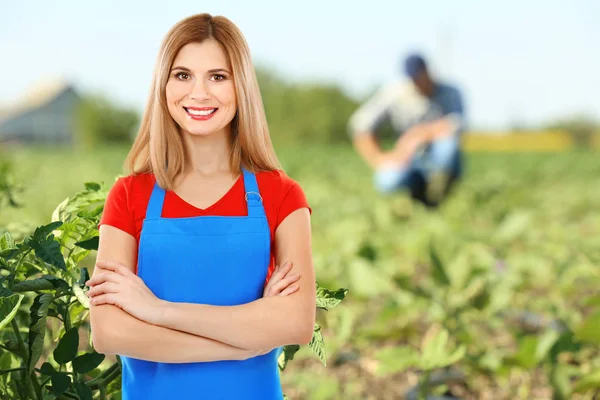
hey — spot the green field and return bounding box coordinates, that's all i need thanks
[2,145,600,399]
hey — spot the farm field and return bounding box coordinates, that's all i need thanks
[1,143,600,399]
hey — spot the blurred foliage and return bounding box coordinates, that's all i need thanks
[3,145,600,399]
[545,114,599,149]
[75,95,139,150]
[257,68,359,144]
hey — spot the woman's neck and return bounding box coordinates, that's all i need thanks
[182,129,232,177]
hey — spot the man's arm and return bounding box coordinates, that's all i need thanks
[348,85,396,169]
[90,225,256,362]
[155,208,316,351]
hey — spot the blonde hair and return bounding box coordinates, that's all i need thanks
[126,13,281,190]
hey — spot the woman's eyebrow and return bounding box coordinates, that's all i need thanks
[171,66,191,72]
[207,68,231,74]
[170,66,231,74]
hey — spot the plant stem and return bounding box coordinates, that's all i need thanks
[11,319,39,400]
[10,319,29,361]
[418,370,432,400]
[0,367,26,375]
[30,371,42,400]
[9,249,32,287]
[86,362,120,389]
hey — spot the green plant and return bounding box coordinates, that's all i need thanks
[0,181,347,399]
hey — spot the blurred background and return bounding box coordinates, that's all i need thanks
[1,1,600,399]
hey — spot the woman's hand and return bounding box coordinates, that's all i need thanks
[250,262,301,358]
[86,260,166,325]
[263,261,300,298]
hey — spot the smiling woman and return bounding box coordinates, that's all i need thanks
[87,13,315,400]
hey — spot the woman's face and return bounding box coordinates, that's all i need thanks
[166,40,237,138]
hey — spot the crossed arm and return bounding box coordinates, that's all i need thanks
[89,208,315,363]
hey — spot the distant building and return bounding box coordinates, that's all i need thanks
[0,80,81,145]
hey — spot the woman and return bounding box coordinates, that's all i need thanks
[86,13,316,400]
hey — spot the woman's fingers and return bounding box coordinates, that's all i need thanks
[270,261,292,283]
[86,272,120,287]
[278,283,299,296]
[87,282,119,297]
[266,273,300,297]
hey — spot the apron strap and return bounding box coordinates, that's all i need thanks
[145,170,266,219]
[146,181,167,219]
[242,168,266,218]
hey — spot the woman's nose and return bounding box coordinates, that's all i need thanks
[189,80,210,101]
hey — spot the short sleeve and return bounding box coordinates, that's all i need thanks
[348,84,395,136]
[98,178,136,237]
[276,182,311,230]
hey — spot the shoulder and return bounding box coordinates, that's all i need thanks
[106,172,156,211]
[255,169,300,192]
[255,169,309,212]
[111,173,155,197]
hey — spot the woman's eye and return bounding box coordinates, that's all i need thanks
[176,72,190,80]
[212,74,225,82]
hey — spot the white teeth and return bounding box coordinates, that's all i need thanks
[186,108,216,116]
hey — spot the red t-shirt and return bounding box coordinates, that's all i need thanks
[99,170,310,281]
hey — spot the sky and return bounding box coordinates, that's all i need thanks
[0,0,598,129]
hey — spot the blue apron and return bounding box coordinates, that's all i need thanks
[120,169,283,400]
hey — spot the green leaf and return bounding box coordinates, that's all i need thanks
[0,285,12,298]
[84,182,101,192]
[0,293,24,330]
[54,328,80,364]
[357,241,377,261]
[393,275,431,299]
[78,267,90,287]
[348,259,393,297]
[535,329,560,363]
[315,284,348,310]
[77,204,104,220]
[550,330,581,363]
[278,345,300,372]
[32,221,63,239]
[75,236,99,251]
[505,335,538,369]
[76,381,94,400]
[26,223,66,270]
[575,311,600,345]
[28,293,53,373]
[550,364,573,400]
[419,325,466,370]
[375,346,419,375]
[0,232,16,251]
[573,368,600,393]
[309,323,327,366]
[51,372,71,396]
[40,362,56,375]
[73,352,105,374]
[429,242,450,286]
[12,276,69,293]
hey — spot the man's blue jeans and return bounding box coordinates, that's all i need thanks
[374,134,463,205]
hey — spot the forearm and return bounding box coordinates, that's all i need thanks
[90,305,254,363]
[352,134,383,169]
[157,296,314,351]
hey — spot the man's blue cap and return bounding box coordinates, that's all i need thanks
[404,53,427,79]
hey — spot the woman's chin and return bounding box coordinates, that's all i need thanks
[182,124,222,137]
